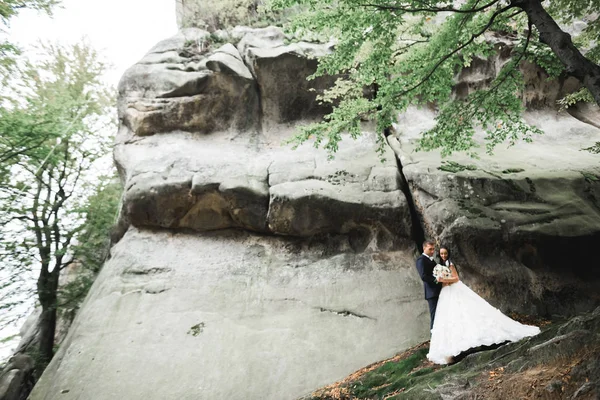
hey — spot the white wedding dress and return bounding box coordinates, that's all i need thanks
[427,281,540,365]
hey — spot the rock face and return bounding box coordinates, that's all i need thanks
[27,17,600,400]
[116,26,408,244]
[390,106,600,315]
[0,354,35,400]
[29,27,424,400]
[118,28,260,136]
[29,229,425,400]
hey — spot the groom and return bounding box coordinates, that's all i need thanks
[415,240,442,330]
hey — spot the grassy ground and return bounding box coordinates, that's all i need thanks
[304,311,600,400]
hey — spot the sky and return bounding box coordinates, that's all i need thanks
[0,0,178,363]
[8,0,178,88]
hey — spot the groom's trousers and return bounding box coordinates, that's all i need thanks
[427,297,439,329]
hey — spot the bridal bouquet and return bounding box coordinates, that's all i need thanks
[433,264,451,283]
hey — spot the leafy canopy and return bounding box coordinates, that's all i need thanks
[267,0,599,157]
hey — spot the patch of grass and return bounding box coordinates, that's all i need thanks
[502,168,525,174]
[187,322,205,337]
[350,348,437,398]
[0,334,19,344]
[438,161,477,173]
[581,171,599,183]
[581,142,600,154]
[409,366,435,377]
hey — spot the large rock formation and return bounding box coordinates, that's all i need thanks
[29,27,425,400]
[27,15,600,400]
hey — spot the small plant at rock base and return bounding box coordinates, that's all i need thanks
[581,142,600,154]
[24,347,49,377]
[183,39,196,48]
[208,33,228,47]
[581,172,599,183]
[188,322,206,337]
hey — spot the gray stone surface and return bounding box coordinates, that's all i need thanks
[0,354,34,400]
[390,106,600,315]
[0,369,22,400]
[118,26,336,136]
[118,28,259,136]
[235,26,337,128]
[454,32,581,108]
[115,124,412,242]
[29,228,428,400]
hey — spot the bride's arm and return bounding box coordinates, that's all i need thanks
[447,264,459,283]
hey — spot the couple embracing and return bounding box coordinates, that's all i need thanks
[416,240,540,365]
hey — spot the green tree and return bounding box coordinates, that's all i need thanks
[1,0,62,166]
[268,0,600,156]
[1,0,59,78]
[0,41,114,365]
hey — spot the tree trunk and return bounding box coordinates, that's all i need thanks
[37,304,57,364]
[37,269,59,364]
[516,0,600,105]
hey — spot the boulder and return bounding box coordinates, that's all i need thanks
[118,28,259,136]
[0,354,35,400]
[0,369,22,400]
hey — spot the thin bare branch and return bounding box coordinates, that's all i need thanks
[395,3,515,98]
[360,0,501,14]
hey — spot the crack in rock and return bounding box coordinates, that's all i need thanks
[123,267,172,276]
[317,307,376,321]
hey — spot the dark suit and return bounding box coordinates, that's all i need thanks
[416,254,442,329]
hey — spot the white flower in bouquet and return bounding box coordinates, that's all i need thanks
[433,264,451,283]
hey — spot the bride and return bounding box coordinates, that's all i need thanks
[427,246,541,365]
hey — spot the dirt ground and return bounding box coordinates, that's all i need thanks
[469,347,600,400]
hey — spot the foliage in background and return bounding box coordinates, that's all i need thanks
[0,40,115,365]
[267,0,600,157]
[179,0,288,31]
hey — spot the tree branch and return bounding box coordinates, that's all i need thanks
[396,3,515,98]
[465,16,532,118]
[514,0,600,105]
[59,258,76,271]
[360,0,501,14]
